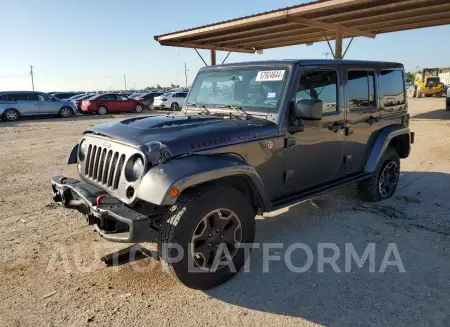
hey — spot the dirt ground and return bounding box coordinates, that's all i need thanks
[0,100,449,327]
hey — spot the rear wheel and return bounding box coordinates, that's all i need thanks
[158,185,256,289]
[3,109,20,122]
[358,147,400,202]
[134,104,143,113]
[97,106,107,115]
[59,106,73,117]
[171,102,179,111]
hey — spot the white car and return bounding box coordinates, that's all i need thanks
[153,92,187,111]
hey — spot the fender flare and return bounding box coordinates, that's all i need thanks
[67,143,78,164]
[136,154,272,211]
[364,125,411,173]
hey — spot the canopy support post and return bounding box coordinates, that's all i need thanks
[334,32,343,59]
[210,50,217,65]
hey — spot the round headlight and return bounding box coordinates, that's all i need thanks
[125,155,145,182]
[79,140,89,161]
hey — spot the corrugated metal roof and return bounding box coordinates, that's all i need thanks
[154,0,328,39]
[154,0,450,54]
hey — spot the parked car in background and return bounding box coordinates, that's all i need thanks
[0,91,77,121]
[69,93,96,112]
[153,92,187,110]
[80,93,144,115]
[132,91,164,109]
[53,92,84,99]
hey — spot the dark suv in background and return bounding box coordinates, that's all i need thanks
[51,59,413,290]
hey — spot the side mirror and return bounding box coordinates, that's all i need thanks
[295,99,323,120]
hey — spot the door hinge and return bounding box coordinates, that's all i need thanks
[284,170,295,181]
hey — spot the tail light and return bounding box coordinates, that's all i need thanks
[137,98,144,101]
[161,98,167,101]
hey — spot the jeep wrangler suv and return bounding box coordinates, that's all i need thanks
[51,60,414,289]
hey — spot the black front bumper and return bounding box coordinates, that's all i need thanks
[51,176,157,243]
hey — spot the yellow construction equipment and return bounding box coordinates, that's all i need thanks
[407,68,444,98]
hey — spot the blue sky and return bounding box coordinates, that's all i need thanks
[1,0,449,91]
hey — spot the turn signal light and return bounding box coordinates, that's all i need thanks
[169,187,179,198]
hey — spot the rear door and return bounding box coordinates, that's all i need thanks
[344,68,379,172]
[15,92,41,116]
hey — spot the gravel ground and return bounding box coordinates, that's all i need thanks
[0,100,449,327]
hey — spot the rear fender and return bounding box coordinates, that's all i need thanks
[364,125,411,173]
[136,154,272,211]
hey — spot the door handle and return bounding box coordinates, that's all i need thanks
[365,116,378,125]
[328,122,345,133]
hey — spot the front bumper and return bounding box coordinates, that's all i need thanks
[51,176,157,243]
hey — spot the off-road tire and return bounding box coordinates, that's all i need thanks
[158,185,255,290]
[358,146,400,202]
[97,106,107,115]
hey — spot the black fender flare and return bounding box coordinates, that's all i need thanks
[364,125,412,173]
[67,143,79,164]
[136,154,272,211]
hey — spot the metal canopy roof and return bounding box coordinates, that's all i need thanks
[154,0,450,55]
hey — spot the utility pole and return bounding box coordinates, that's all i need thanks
[124,74,127,90]
[29,65,35,91]
[322,52,331,59]
[184,63,189,87]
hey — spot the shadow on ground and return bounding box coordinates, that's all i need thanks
[412,108,450,120]
[205,171,450,326]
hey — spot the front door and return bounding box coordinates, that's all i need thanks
[284,67,346,190]
[116,95,134,112]
[37,93,60,114]
[344,68,379,172]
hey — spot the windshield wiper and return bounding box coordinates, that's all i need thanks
[216,104,250,119]
[184,102,211,115]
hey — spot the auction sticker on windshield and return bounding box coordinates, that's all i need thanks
[256,70,285,81]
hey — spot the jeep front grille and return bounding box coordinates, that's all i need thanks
[84,144,126,190]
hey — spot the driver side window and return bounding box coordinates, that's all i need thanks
[295,70,338,114]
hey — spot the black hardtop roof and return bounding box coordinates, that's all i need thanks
[200,59,403,70]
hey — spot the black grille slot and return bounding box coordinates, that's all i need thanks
[85,145,92,175]
[102,150,113,184]
[113,154,126,190]
[108,152,119,187]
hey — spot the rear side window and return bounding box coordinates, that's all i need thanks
[295,70,338,114]
[0,94,12,101]
[14,93,39,101]
[379,70,405,107]
[347,70,376,109]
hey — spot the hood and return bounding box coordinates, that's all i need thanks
[85,114,279,156]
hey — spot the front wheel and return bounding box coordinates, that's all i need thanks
[158,185,255,290]
[358,147,400,202]
[171,102,179,111]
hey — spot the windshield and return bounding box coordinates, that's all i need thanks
[186,66,290,113]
